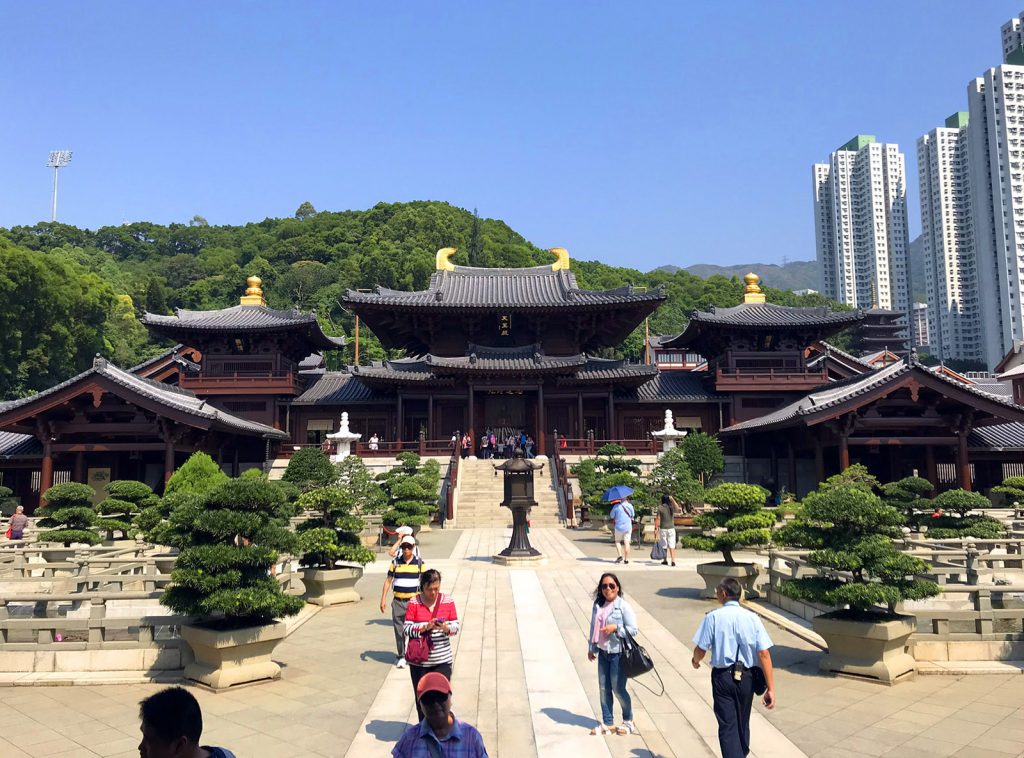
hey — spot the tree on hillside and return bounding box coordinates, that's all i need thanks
[295,201,317,220]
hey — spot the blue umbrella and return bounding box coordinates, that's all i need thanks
[602,484,634,502]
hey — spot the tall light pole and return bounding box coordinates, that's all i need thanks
[46,150,72,222]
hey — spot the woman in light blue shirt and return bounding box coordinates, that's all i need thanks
[586,572,639,735]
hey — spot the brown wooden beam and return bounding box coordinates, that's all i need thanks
[52,443,169,452]
[846,436,957,446]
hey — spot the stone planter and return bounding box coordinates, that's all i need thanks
[180,620,286,689]
[300,564,364,606]
[695,561,762,599]
[812,611,917,684]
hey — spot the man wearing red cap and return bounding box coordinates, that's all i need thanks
[392,672,488,757]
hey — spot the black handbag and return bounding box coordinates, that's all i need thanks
[620,629,655,679]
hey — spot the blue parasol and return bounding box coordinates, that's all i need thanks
[602,484,634,502]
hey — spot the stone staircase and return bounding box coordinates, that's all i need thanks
[454,457,563,528]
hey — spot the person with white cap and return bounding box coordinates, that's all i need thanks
[388,525,418,559]
[381,533,424,668]
[392,671,488,757]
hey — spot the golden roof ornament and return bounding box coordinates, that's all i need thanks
[239,275,266,306]
[549,247,570,271]
[743,272,766,304]
[436,247,457,271]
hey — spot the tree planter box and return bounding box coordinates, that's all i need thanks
[812,611,916,685]
[301,565,363,606]
[180,620,286,689]
[696,561,761,599]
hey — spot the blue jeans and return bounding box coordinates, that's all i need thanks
[597,649,632,726]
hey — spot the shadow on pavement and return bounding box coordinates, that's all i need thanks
[360,650,397,664]
[365,719,410,742]
[656,586,703,600]
[539,706,599,728]
[365,618,392,626]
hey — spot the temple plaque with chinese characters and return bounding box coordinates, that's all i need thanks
[498,314,511,337]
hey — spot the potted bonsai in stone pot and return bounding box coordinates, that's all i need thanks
[776,483,940,683]
[295,475,377,606]
[36,482,101,558]
[161,476,304,689]
[97,480,158,542]
[680,482,772,598]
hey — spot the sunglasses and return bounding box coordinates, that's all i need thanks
[401,545,414,550]
[420,691,449,706]
[601,583,618,590]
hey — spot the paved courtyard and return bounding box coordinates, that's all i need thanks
[1,527,1023,757]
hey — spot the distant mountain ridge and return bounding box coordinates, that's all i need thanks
[657,260,821,293]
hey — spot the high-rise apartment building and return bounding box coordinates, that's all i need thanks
[966,59,1024,368]
[1002,13,1024,63]
[917,112,982,363]
[812,136,912,316]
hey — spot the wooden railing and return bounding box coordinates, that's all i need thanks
[551,433,575,522]
[555,433,658,455]
[441,434,462,524]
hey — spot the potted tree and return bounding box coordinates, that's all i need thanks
[680,482,772,598]
[295,477,376,605]
[160,476,304,689]
[776,483,940,683]
[378,452,440,532]
[97,480,158,543]
[36,482,101,553]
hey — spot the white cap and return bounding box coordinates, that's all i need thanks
[399,535,417,547]
[396,526,414,536]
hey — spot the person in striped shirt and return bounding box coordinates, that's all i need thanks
[404,569,460,721]
[381,535,425,668]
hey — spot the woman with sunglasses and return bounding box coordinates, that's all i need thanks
[403,568,460,721]
[587,572,638,735]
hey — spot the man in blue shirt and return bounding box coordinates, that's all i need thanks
[608,498,635,564]
[691,577,776,758]
[393,671,489,758]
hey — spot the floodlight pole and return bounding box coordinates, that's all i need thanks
[46,150,72,223]
[51,167,60,222]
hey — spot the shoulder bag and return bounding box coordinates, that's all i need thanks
[405,594,441,665]
[620,628,655,679]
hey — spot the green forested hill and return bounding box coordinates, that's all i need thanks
[0,201,843,400]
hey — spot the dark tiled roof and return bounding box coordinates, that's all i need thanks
[0,357,287,439]
[556,358,659,385]
[969,422,1024,450]
[0,431,41,457]
[616,371,724,403]
[128,344,184,374]
[722,360,1024,434]
[293,372,392,404]
[141,306,344,348]
[973,381,1015,398]
[429,344,587,374]
[353,358,437,383]
[344,265,665,310]
[687,303,862,328]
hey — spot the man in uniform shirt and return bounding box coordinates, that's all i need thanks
[691,577,776,758]
[380,536,424,668]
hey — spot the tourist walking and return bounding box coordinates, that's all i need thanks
[461,432,471,459]
[654,495,678,567]
[609,498,634,564]
[587,572,638,735]
[392,672,489,757]
[138,686,237,758]
[404,569,460,721]
[6,505,27,540]
[380,535,424,668]
[691,577,776,758]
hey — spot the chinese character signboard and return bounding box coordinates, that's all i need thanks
[499,314,511,337]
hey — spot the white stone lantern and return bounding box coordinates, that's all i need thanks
[650,409,687,453]
[327,411,362,462]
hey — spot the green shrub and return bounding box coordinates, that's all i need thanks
[378,453,439,526]
[37,482,100,546]
[161,477,304,626]
[283,447,337,491]
[647,447,704,512]
[165,452,229,497]
[295,465,377,569]
[571,445,652,515]
[925,514,1004,539]
[881,476,934,519]
[818,463,880,494]
[0,485,17,516]
[776,484,939,614]
[680,432,724,485]
[679,483,771,564]
[992,475,1024,507]
[97,480,158,539]
[933,488,990,519]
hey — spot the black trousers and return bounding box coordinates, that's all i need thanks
[409,662,452,721]
[711,666,754,758]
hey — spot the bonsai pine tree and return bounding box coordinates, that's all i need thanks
[680,483,772,565]
[36,482,101,546]
[881,476,934,521]
[378,452,440,527]
[777,484,940,615]
[934,488,991,518]
[926,489,1002,539]
[680,432,725,485]
[336,455,387,516]
[283,447,337,491]
[0,485,17,516]
[296,484,376,569]
[571,444,651,516]
[817,463,880,494]
[165,452,229,497]
[97,480,158,540]
[993,475,1024,507]
[646,446,705,514]
[161,476,304,627]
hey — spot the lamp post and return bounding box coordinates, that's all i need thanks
[46,150,72,222]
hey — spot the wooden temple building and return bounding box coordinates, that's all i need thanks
[2,253,1024,510]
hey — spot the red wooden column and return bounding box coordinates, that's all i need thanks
[577,393,584,438]
[467,383,475,443]
[838,433,850,471]
[956,431,972,491]
[925,445,937,489]
[39,440,53,505]
[537,384,546,456]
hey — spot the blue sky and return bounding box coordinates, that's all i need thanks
[2,2,1022,270]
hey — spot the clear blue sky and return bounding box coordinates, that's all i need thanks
[2,2,1022,270]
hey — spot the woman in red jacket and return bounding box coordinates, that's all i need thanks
[403,569,460,720]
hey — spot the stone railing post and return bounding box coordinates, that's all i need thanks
[89,597,106,645]
[965,543,980,585]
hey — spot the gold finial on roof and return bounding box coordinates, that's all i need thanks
[240,275,266,306]
[549,247,570,271]
[743,272,765,303]
[436,247,457,271]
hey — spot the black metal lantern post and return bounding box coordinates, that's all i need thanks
[493,450,544,559]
